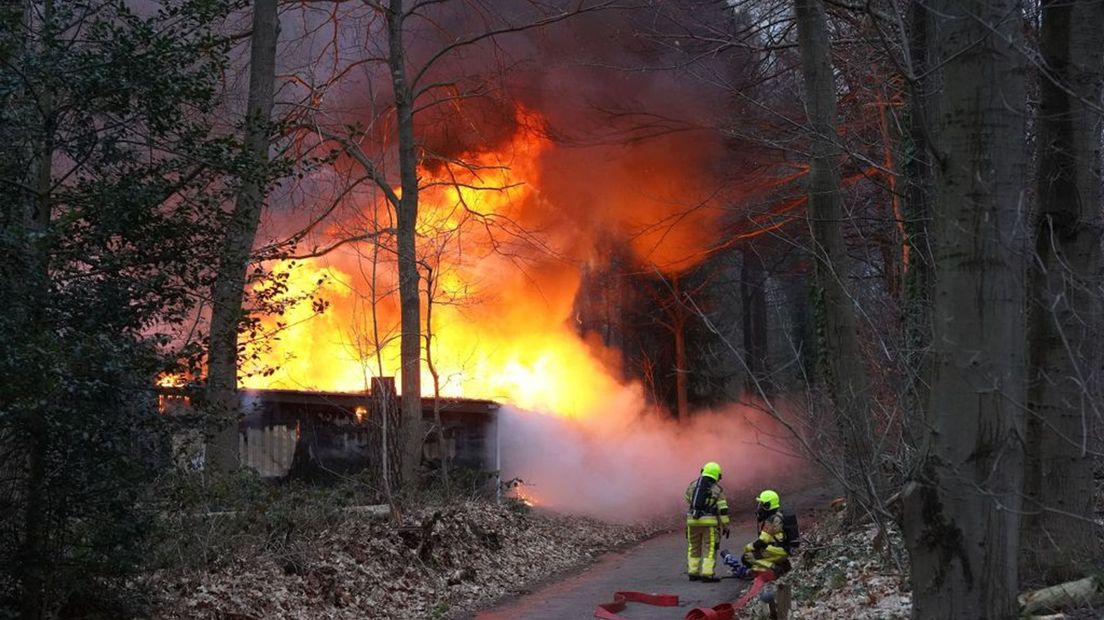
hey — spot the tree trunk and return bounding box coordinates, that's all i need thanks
[740,246,771,393]
[780,255,814,390]
[424,267,449,496]
[671,275,689,422]
[205,0,279,472]
[793,0,883,500]
[369,239,398,514]
[20,1,54,614]
[371,377,401,517]
[900,0,935,448]
[902,0,1027,615]
[387,0,423,489]
[1022,0,1104,581]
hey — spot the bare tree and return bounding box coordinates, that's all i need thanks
[630,269,718,421]
[655,273,693,422]
[206,0,280,471]
[739,245,774,394]
[793,0,884,504]
[313,0,615,489]
[1022,0,1104,581]
[422,259,450,495]
[899,0,936,449]
[337,216,403,519]
[899,0,1028,615]
[380,0,425,489]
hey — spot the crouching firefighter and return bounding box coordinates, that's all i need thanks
[685,461,730,582]
[722,489,798,579]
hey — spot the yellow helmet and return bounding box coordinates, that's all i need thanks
[701,461,722,481]
[756,489,780,510]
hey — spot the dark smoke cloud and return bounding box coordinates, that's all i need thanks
[289,0,760,268]
[264,0,777,273]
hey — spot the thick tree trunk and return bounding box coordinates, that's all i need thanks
[793,0,883,499]
[205,0,279,472]
[387,0,423,489]
[1022,0,1104,581]
[902,1,1027,616]
[901,0,935,447]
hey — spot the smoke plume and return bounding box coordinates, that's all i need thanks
[498,386,809,522]
[249,2,811,519]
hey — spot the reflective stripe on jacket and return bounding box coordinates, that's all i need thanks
[684,476,730,526]
[744,510,788,570]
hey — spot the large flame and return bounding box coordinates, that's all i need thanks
[241,109,625,417]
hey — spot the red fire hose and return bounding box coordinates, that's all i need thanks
[594,591,679,619]
[682,602,736,620]
[593,571,777,620]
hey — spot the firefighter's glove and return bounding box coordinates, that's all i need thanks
[753,549,764,560]
[722,528,730,539]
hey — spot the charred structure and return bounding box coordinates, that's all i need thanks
[160,380,498,482]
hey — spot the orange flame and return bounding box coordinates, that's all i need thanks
[242,109,623,417]
[156,373,190,414]
[157,373,186,388]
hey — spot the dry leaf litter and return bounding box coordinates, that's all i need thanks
[775,510,910,620]
[776,468,1104,620]
[144,501,662,619]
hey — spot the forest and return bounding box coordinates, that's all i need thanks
[1,0,1101,618]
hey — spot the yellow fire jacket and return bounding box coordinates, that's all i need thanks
[743,511,789,571]
[685,476,731,527]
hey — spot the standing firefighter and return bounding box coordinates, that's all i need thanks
[685,461,730,582]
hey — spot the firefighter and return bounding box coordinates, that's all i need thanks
[685,461,730,582]
[740,489,792,576]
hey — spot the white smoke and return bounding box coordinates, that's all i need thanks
[497,384,809,522]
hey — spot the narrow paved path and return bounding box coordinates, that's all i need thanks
[475,523,755,620]
[472,485,836,620]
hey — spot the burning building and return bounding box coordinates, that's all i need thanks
[220,1,804,423]
[159,378,499,481]
[160,2,822,515]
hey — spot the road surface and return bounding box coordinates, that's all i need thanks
[471,485,837,620]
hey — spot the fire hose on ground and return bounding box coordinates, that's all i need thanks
[593,570,778,620]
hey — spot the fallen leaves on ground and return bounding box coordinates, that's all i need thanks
[142,501,663,619]
[784,511,910,620]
